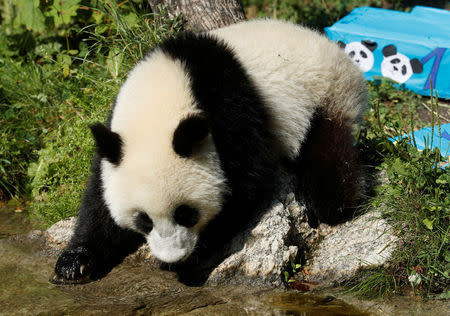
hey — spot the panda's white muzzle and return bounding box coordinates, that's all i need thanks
[147,225,198,263]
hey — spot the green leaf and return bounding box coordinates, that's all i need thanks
[106,48,123,78]
[123,12,138,26]
[422,218,433,230]
[284,271,289,283]
[445,251,450,263]
[47,0,80,27]
[57,53,72,77]
[436,174,449,184]
[436,290,450,300]
[35,43,63,57]
[14,0,46,32]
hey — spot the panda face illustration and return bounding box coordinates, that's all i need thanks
[381,45,423,84]
[338,40,377,72]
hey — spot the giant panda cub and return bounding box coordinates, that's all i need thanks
[53,19,367,284]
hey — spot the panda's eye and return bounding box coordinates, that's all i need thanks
[348,51,355,58]
[391,58,401,64]
[174,205,200,228]
[134,211,153,234]
[360,51,367,58]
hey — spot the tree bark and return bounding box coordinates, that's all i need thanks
[148,0,246,32]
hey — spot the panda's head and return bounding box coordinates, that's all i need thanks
[338,40,377,72]
[91,51,228,263]
[381,45,423,84]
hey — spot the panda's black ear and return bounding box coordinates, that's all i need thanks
[89,123,123,165]
[382,44,397,57]
[173,114,209,158]
[337,41,346,49]
[410,58,423,74]
[362,40,377,52]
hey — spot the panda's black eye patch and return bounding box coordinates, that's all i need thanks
[401,65,407,75]
[360,51,367,58]
[174,205,200,228]
[173,115,209,157]
[348,51,355,58]
[134,211,153,234]
[391,58,401,64]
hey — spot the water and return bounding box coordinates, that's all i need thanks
[1,207,443,315]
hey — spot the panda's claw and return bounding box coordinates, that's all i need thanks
[51,246,94,285]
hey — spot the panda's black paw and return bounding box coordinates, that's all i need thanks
[51,246,94,285]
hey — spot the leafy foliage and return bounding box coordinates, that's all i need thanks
[242,0,415,30]
[0,0,182,200]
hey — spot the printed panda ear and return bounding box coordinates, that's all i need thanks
[410,58,423,74]
[89,123,123,165]
[361,40,377,52]
[337,41,346,49]
[173,114,209,158]
[382,44,397,57]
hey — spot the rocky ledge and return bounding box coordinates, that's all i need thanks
[42,192,398,289]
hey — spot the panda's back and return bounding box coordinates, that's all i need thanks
[210,19,366,158]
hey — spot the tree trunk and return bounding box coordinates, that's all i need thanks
[148,0,246,32]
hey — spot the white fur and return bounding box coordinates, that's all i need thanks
[211,19,366,158]
[102,51,228,262]
[147,218,198,263]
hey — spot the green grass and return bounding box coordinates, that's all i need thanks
[348,82,450,298]
[0,0,448,299]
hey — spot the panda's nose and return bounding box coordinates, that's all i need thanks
[393,66,398,71]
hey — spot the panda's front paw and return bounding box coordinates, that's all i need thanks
[51,246,94,285]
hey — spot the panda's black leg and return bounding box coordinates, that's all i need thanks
[297,111,361,226]
[52,155,145,284]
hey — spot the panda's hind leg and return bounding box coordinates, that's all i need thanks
[297,110,361,228]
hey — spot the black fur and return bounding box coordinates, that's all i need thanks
[134,211,153,234]
[173,205,200,228]
[297,109,360,228]
[90,123,123,166]
[160,33,278,205]
[172,114,209,157]
[52,154,145,284]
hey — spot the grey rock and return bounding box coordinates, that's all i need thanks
[44,216,76,247]
[302,210,398,287]
[41,195,398,288]
[207,198,304,287]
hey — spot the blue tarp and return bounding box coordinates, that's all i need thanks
[389,123,450,168]
[325,6,450,99]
